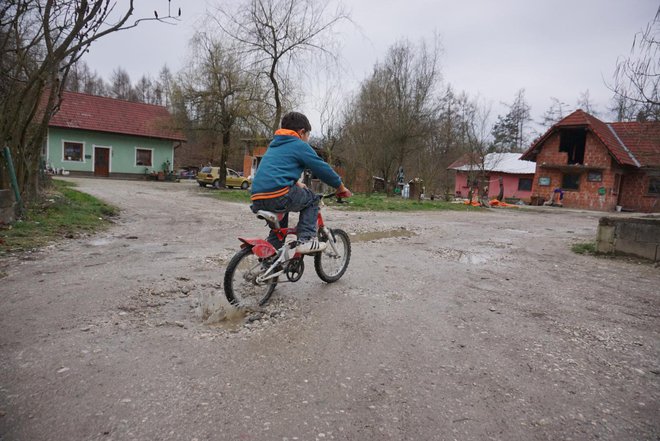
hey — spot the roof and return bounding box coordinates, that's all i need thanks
[49,91,186,142]
[521,109,660,168]
[448,152,536,174]
[609,121,660,168]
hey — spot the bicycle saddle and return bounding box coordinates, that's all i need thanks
[256,210,284,229]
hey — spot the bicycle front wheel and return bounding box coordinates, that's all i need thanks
[224,248,277,308]
[314,228,351,283]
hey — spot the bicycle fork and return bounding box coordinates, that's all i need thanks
[320,226,341,258]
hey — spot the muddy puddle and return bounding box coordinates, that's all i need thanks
[198,290,290,333]
[351,229,415,242]
[202,306,247,331]
[200,304,292,334]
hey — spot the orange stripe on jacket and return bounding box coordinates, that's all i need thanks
[274,128,301,138]
[250,186,290,201]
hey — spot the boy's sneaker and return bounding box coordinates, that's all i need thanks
[296,238,327,254]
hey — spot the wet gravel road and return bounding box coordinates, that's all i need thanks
[1,178,658,441]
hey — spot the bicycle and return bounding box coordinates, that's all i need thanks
[223,193,351,308]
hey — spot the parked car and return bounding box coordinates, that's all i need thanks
[196,167,251,189]
[178,169,196,179]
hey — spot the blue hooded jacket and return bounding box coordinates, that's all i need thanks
[251,132,342,199]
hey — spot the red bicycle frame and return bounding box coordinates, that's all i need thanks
[238,211,326,259]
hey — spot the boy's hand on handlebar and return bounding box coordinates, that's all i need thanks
[336,184,352,199]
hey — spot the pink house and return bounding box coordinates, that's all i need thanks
[448,152,537,202]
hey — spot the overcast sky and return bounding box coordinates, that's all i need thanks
[84,0,657,135]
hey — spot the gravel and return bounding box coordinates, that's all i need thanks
[0,177,658,441]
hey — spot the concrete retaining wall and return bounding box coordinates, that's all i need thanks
[597,216,660,261]
[0,189,16,224]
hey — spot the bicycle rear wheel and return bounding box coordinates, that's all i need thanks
[314,228,351,283]
[224,248,277,308]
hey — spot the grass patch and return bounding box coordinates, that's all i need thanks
[334,194,480,211]
[206,188,252,203]
[0,179,118,255]
[571,242,597,255]
[207,190,479,212]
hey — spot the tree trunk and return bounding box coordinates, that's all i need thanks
[219,130,231,186]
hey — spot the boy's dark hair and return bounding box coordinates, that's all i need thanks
[281,111,312,132]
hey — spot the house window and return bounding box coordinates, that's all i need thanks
[559,129,586,164]
[562,173,580,190]
[136,148,153,166]
[518,178,533,191]
[649,178,660,195]
[63,141,83,161]
[587,171,602,182]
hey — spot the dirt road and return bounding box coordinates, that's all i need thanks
[1,178,658,441]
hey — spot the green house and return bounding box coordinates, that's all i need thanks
[46,91,185,178]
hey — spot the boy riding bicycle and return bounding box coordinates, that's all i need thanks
[250,112,352,254]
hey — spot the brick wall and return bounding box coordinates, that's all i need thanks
[242,146,268,179]
[530,131,625,211]
[619,172,660,212]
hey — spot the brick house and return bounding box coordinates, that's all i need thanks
[521,110,660,212]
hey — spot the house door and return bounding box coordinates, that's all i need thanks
[94,147,110,177]
[615,174,624,205]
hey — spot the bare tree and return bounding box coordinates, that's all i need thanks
[173,32,269,185]
[463,103,495,206]
[109,67,134,101]
[135,74,155,104]
[417,87,476,199]
[0,0,181,198]
[339,81,386,194]
[341,38,441,194]
[157,65,173,107]
[210,0,350,132]
[611,7,659,121]
[541,97,569,128]
[313,81,346,169]
[576,89,598,116]
[63,60,107,95]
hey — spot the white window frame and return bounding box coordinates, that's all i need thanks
[135,147,154,167]
[62,140,85,163]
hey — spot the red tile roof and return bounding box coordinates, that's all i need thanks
[49,91,186,142]
[609,121,660,168]
[521,109,660,168]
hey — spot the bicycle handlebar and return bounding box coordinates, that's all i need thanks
[319,191,348,203]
